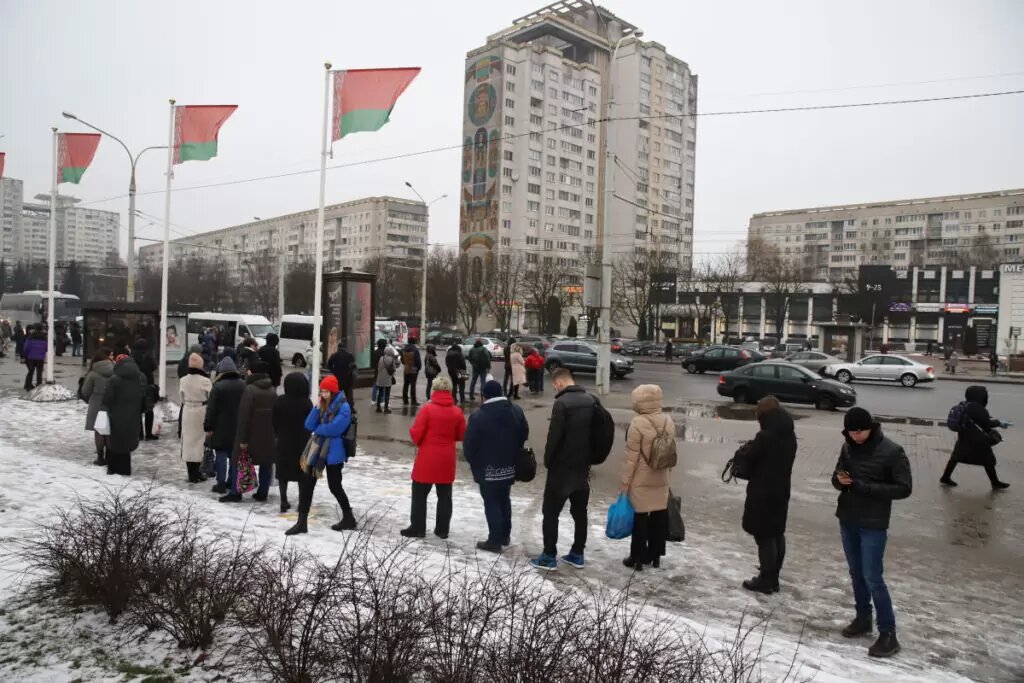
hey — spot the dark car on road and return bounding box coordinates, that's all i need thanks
[544,340,634,379]
[717,361,857,411]
[682,345,764,374]
[621,340,654,356]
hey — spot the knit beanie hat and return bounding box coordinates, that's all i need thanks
[188,353,204,369]
[319,375,339,393]
[482,380,504,400]
[844,407,873,432]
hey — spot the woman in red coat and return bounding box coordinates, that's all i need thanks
[401,374,467,539]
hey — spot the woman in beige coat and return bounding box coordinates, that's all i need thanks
[509,344,527,400]
[620,384,674,571]
[179,353,212,483]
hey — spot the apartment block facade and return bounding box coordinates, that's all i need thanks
[460,1,697,329]
[138,196,427,283]
[748,188,1024,281]
[0,177,24,262]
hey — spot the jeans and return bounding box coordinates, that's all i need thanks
[479,481,513,545]
[840,521,895,633]
[297,464,352,516]
[376,385,392,410]
[371,385,378,402]
[257,464,274,498]
[469,369,487,397]
[215,449,237,491]
[630,509,669,563]
[448,372,466,402]
[425,374,437,399]
[541,484,589,557]
[409,481,452,535]
[24,360,43,389]
[754,533,786,581]
[502,365,513,396]
[403,372,419,403]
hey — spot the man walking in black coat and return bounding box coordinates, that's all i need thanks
[258,333,283,388]
[464,380,528,552]
[102,355,145,476]
[502,336,516,397]
[832,407,912,658]
[940,385,1010,489]
[131,338,159,440]
[739,397,797,594]
[401,337,423,405]
[531,368,595,571]
[327,342,357,409]
[204,357,247,494]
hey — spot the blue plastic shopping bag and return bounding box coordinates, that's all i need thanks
[605,493,635,539]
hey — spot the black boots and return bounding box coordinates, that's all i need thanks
[285,512,308,536]
[280,483,291,513]
[93,448,106,467]
[623,557,644,572]
[939,477,958,487]
[841,615,873,638]
[400,527,425,539]
[330,513,357,531]
[741,575,778,594]
[477,540,502,553]
[868,632,901,658]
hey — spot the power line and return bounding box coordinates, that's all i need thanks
[75,88,1024,209]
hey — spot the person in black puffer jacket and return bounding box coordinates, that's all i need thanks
[273,372,313,513]
[445,343,467,403]
[258,333,283,388]
[940,385,1010,489]
[204,357,247,494]
[740,397,797,595]
[131,337,159,440]
[831,407,912,659]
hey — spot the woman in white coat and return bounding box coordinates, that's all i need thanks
[509,344,527,400]
[180,352,213,483]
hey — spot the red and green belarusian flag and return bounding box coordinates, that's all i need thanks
[173,105,238,164]
[57,133,101,184]
[332,68,420,141]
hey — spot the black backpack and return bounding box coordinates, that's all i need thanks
[589,397,615,465]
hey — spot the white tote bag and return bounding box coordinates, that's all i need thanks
[94,410,111,436]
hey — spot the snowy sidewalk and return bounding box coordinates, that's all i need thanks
[0,396,1018,681]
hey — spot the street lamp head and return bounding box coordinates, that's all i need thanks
[405,181,413,188]
[61,111,78,120]
[633,30,644,38]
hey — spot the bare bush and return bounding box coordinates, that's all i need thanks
[125,508,263,649]
[24,487,170,622]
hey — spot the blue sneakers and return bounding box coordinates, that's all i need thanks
[561,552,585,569]
[530,553,558,571]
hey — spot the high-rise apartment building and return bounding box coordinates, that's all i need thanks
[748,188,1024,281]
[460,2,697,329]
[138,196,427,282]
[0,177,24,262]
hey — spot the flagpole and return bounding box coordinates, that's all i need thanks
[45,127,58,385]
[158,98,176,400]
[310,62,332,401]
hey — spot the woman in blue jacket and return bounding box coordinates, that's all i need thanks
[285,375,354,535]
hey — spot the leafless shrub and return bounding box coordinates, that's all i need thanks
[124,507,263,650]
[23,487,170,622]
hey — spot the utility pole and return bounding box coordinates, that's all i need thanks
[404,182,446,343]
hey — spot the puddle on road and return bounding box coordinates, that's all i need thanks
[665,402,805,422]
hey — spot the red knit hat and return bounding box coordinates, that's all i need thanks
[319,375,339,393]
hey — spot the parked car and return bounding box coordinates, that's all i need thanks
[516,334,552,350]
[783,350,847,374]
[822,354,935,387]
[544,340,635,379]
[682,345,763,374]
[611,338,626,353]
[460,336,505,361]
[771,342,807,358]
[717,361,857,411]
[621,340,654,356]
[425,330,464,348]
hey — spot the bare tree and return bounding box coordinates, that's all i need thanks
[612,250,674,340]
[688,249,746,341]
[485,252,526,334]
[243,251,279,317]
[522,257,569,336]
[456,253,484,334]
[747,237,811,340]
[284,256,316,314]
[425,246,458,326]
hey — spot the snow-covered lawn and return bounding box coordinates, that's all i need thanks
[0,398,979,681]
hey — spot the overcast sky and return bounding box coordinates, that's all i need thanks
[2,0,1023,261]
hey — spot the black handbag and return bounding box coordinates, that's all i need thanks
[343,415,358,460]
[515,447,536,482]
[722,441,754,483]
[200,446,216,477]
[666,489,685,543]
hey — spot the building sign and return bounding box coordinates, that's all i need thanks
[944,304,971,314]
[1001,264,1024,273]
[564,286,583,294]
[974,305,999,315]
[888,302,911,312]
[649,271,678,305]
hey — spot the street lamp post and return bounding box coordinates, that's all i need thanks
[61,112,165,302]
[405,182,446,344]
[596,30,642,395]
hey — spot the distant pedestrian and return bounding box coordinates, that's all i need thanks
[178,343,205,379]
[237,337,259,373]
[467,338,491,400]
[926,340,933,357]
[102,354,145,476]
[620,384,676,572]
[401,336,423,406]
[531,368,596,571]
[948,350,959,374]
[326,341,357,409]
[131,338,159,440]
[70,321,83,357]
[401,374,466,539]
[508,343,526,400]
[284,374,356,535]
[22,325,47,390]
[739,397,796,592]
[273,372,314,514]
[664,339,673,361]
[81,348,114,466]
[502,336,516,397]
[464,379,527,552]
[424,344,442,400]
[258,333,283,388]
[223,360,277,503]
[13,321,25,360]
[940,386,1010,490]
[989,350,999,376]
[832,407,912,658]
[179,353,212,483]
[525,346,544,393]
[533,341,546,392]
[370,338,387,407]
[204,357,247,495]
[375,345,398,413]
[445,343,467,403]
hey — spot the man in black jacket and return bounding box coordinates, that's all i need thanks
[204,357,247,494]
[532,368,595,571]
[401,337,423,405]
[327,342,357,410]
[131,337,159,440]
[831,407,912,659]
[258,333,283,388]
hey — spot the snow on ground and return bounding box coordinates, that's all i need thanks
[0,397,981,682]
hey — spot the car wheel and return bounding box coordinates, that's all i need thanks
[733,388,748,404]
[546,360,562,373]
[836,370,852,383]
[612,371,625,379]
[816,394,836,411]
[686,362,698,374]
[293,354,307,368]
[900,373,917,387]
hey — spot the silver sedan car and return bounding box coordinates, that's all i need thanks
[822,354,936,387]
[784,350,847,374]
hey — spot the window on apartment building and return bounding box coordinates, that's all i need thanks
[528,166,541,177]
[504,115,515,126]
[547,155,557,166]
[528,183,540,194]
[531,80,544,92]
[530,114,543,126]
[502,168,513,177]
[585,198,594,208]
[527,200,540,212]
[544,240,553,249]
[502,184,513,194]
[526,236,539,245]
[502,219,512,229]
[549,87,558,98]
[588,85,597,96]
[544,222,554,232]
[545,206,555,216]
[586,165,595,176]
[506,64,516,76]
[503,150,514,162]
[1009,220,1024,229]
[1005,248,1021,257]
